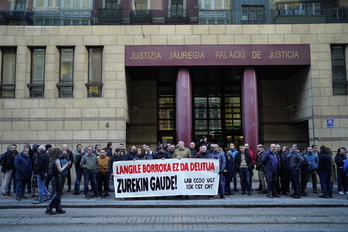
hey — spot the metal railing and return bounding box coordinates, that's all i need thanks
[0,8,347,25]
[129,10,152,24]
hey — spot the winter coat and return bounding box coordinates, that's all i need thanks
[318,152,332,173]
[234,151,253,172]
[209,150,226,172]
[80,154,98,172]
[1,150,15,173]
[224,153,234,182]
[335,152,346,173]
[261,149,280,173]
[289,150,304,169]
[14,153,32,180]
[33,152,49,175]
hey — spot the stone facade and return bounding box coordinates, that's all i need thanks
[0,24,348,153]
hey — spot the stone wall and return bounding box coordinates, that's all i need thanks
[0,24,348,153]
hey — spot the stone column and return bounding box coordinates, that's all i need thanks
[176,68,192,146]
[242,67,259,156]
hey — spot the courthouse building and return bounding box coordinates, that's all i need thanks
[0,0,348,155]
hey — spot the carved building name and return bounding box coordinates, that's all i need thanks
[125,45,310,66]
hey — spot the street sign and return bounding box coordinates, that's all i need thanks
[326,118,334,128]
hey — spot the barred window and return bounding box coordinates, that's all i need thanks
[57,48,74,98]
[86,47,103,97]
[0,48,16,98]
[331,45,348,95]
[28,48,45,98]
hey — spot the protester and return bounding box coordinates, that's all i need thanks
[45,148,71,215]
[14,147,32,201]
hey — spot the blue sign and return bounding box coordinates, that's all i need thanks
[326,118,334,128]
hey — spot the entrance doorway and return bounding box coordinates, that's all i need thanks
[157,66,243,148]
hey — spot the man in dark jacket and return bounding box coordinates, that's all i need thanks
[289,144,304,199]
[1,145,15,197]
[32,145,50,204]
[224,147,234,196]
[62,144,73,192]
[167,145,175,158]
[14,148,32,201]
[318,146,333,198]
[196,145,209,159]
[153,146,169,159]
[335,147,347,195]
[234,145,253,195]
[256,145,267,194]
[73,147,88,195]
[279,146,291,196]
[126,146,143,160]
[261,144,281,198]
[109,147,126,190]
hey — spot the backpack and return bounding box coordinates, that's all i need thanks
[0,153,6,166]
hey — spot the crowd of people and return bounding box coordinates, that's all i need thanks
[1,139,348,214]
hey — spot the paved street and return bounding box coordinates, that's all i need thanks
[0,207,347,232]
[1,184,348,232]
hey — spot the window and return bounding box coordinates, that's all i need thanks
[278,2,321,16]
[198,0,231,24]
[28,48,45,98]
[158,86,175,144]
[0,48,16,98]
[242,6,264,21]
[134,0,147,10]
[335,8,344,20]
[61,0,91,9]
[86,47,103,97]
[105,0,121,9]
[307,3,321,15]
[57,48,74,98]
[171,0,183,17]
[294,3,306,15]
[199,0,227,10]
[33,0,58,8]
[331,45,348,95]
[15,0,26,10]
[279,3,293,15]
[34,0,45,8]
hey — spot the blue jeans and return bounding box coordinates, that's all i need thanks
[36,174,50,201]
[83,170,99,196]
[290,168,301,196]
[231,167,238,189]
[318,171,333,196]
[239,168,251,192]
[74,169,83,193]
[265,171,278,194]
[16,179,28,197]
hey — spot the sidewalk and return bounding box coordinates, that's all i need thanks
[1,189,347,209]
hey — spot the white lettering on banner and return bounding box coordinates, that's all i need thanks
[113,159,220,198]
